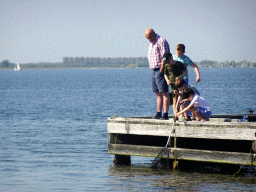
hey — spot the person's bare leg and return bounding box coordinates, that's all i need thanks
[191,107,205,121]
[162,92,169,113]
[180,104,185,119]
[172,95,177,116]
[184,105,189,120]
[156,92,163,113]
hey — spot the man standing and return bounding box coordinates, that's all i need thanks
[144,28,170,120]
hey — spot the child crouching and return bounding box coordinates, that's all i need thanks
[176,88,211,121]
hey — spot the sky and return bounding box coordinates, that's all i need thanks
[1,0,255,64]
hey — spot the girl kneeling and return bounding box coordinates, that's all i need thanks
[176,88,211,121]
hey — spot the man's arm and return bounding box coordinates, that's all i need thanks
[159,38,170,72]
[160,60,165,73]
[159,39,170,56]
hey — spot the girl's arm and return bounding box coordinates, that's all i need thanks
[176,102,194,117]
[175,96,181,114]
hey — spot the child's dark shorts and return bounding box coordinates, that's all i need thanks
[151,69,168,93]
[184,79,188,86]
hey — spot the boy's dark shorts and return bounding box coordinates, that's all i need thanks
[151,69,168,93]
[184,79,188,86]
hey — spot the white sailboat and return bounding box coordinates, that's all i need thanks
[14,63,20,71]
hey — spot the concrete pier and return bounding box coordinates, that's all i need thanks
[108,114,256,167]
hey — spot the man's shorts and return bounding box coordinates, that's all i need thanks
[197,107,211,119]
[151,69,168,93]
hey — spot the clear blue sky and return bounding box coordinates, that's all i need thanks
[1,0,255,63]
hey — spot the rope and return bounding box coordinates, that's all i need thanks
[165,119,175,148]
[233,143,254,176]
[173,118,178,169]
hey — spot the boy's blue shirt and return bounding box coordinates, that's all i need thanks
[173,55,194,80]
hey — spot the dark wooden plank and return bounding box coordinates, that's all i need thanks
[108,144,255,165]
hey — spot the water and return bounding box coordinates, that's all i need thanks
[0,68,256,191]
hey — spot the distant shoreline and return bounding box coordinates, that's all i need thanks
[1,66,255,71]
[1,58,256,70]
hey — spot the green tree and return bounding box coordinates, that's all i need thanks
[1,60,10,68]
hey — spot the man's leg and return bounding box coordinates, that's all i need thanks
[162,92,170,113]
[153,70,169,119]
[159,92,169,120]
[152,71,162,119]
[156,92,163,113]
[153,92,163,119]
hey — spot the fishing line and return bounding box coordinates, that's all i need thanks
[151,118,176,168]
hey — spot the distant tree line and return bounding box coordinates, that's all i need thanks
[0,60,15,69]
[0,60,63,70]
[0,58,255,70]
[62,56,149,68]
[197,60,255,68]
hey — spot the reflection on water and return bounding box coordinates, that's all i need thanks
[108,161,256,191]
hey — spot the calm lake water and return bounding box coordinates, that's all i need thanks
[0,67,256,191]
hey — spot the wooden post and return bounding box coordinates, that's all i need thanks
[167,150,170,169]
[113,155,131,165]
[252,140,256,165]
[173,127,178,169]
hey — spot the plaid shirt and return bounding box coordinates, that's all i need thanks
[147,34,170,69]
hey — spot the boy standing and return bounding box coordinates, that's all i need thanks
[174,44,200,85]
[162,52,188,118]
[176,88,211,121]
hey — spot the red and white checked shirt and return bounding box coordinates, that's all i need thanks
[147,34,170,69]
